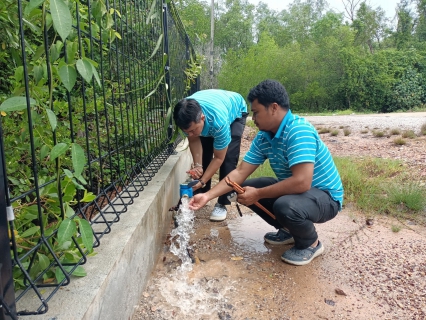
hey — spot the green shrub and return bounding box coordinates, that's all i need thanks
[393,137,406,145]
[330,129,339,136]
[390,128,401,135]
[391,225,401,232]
[373,130,385,137]
[388,182,426,211]
[402,130,416,139]
[420,122,426,135]
[318,127,331,134]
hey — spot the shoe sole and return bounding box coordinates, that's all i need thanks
[281,244,325,266]
[210,216,227,222]
[264,237,295,245]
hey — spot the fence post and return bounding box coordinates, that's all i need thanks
[0,124,16,319]
[162,1,173,144]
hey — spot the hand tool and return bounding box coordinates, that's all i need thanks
[225,176,276,220]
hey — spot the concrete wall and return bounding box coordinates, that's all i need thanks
[23,140,191,320]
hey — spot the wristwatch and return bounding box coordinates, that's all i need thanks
[198,178,206,188]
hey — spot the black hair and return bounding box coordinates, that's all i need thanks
[173,98,202,130]
[247,79,290,110]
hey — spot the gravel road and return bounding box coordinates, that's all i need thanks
[304,112,426,132]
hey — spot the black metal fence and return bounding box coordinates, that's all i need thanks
[0,0,197,318]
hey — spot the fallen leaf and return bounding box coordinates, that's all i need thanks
[231,256,243,261]
[335,288,347,296]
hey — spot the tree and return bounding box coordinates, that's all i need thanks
[279,0,327,44]
[415,0,426,42]
[173,0,211,47]
[214,0,255,55]
[340,0,363,22]
[394,0,415,49]
[254,2,291,46]
[352,2,387,53]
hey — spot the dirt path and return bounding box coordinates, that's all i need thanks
[133,113,426,320]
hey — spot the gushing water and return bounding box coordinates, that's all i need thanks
[156,197,233,317]
[169,196,194,273]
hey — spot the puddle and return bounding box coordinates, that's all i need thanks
[227,213,276,253]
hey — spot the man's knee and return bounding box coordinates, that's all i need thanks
[273,197,303,223]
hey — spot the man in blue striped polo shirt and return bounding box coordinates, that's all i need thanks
[173,89,248,221]
[189,80,344,266]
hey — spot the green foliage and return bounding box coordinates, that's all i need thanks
[215,0,255,55]
[402,130,416,139]
[1,0,169,290]
[394,137,406,144]
[390,128,401,135]
[389,67,424,112]
[421,122,426,135]
[372,130,385,137]
[388,182,426,211]
[335,157,426,219]
[330,129,339,136]
[343,128,351,136]
[391,225,401,232]
[318,127,331,134]
[218,33,283,98]
[173,0,211,46]
[248,159,275,179]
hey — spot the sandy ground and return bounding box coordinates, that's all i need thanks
[133,112,426,320]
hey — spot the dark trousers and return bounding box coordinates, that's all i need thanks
[241,177,339,249]
[195,114,247,205]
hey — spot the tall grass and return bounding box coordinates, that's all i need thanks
[335,157,425,218]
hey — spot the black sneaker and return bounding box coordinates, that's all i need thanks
[264,228,295,245]
[281,241,325,266]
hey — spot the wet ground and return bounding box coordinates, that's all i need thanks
[132,202,426,320]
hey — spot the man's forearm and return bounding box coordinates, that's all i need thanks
[204,165,251,201]
[201,157,223,182]
[188,137,202,164]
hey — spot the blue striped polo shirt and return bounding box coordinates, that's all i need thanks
[243,110,344,209]
[187,90,247,150]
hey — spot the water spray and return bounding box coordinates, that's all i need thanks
[168,178,199,271]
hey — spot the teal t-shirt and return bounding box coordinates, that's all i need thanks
[187,89,247,150]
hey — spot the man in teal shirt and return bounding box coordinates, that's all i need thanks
[189,80,343,266]
[173,89,248,221]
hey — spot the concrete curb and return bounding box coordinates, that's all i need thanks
[22,140,191,320]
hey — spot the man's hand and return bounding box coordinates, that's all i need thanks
[236,186,260,206]
[189,193,209,210]
[187,167,203,179]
